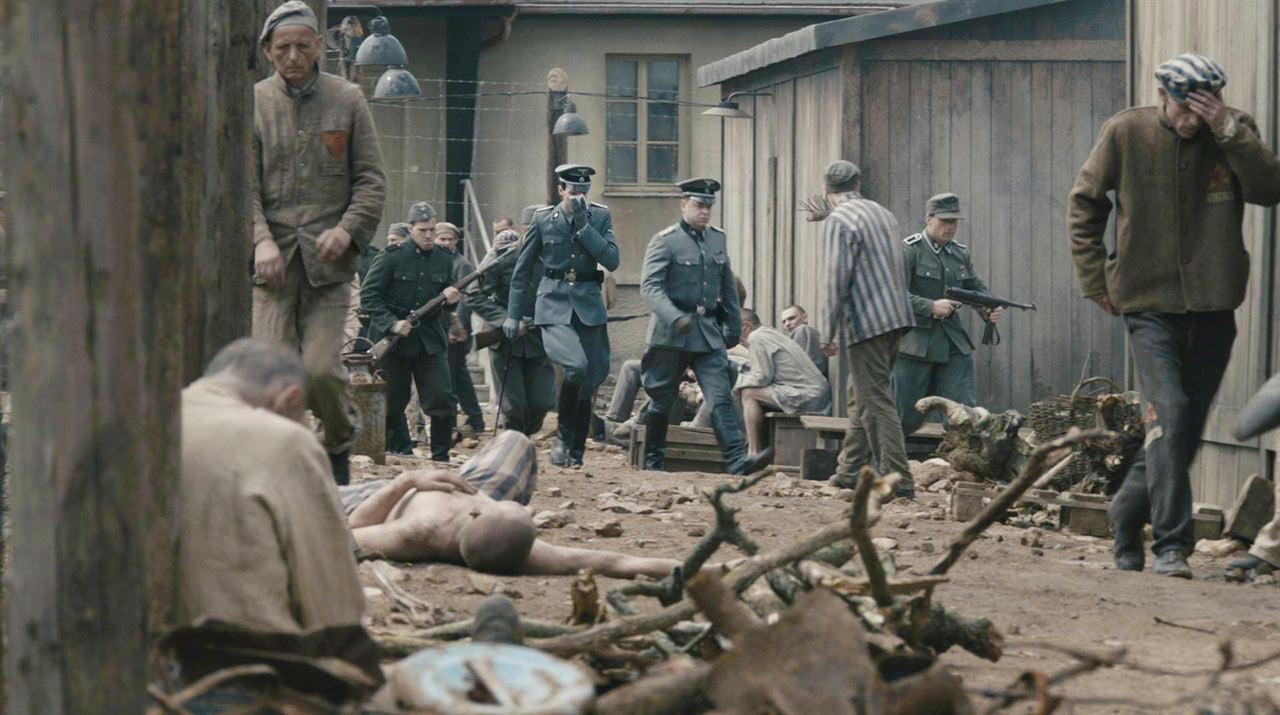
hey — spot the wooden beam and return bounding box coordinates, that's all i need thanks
[181,0,257,382]
[5,0,192,710]
[857,39,1126,62]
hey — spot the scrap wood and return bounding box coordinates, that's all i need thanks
[929,429,1111,576]
[849,466,896,608]
[918,605,1004,662]
[569,570,607,626]
[589,659,712,715]
[367,561,452,627]
[372,619,582,658]
[1029,452,1077,489]
[532,519,854,657]
[797,560,948,598]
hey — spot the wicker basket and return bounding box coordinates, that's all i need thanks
[1028,377,1121,485]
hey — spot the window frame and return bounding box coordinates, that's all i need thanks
[604,54,687,193]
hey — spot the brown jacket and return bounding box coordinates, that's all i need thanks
[254,71,386,287]
[178,379,365,632]
[1068,105,1280,313]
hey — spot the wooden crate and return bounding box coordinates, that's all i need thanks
[630,424,727,473]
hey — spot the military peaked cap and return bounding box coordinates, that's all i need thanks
[555,164,595,190]
[677,177,721,205]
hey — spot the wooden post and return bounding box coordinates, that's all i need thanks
[444,17,483,226]
[4,1,190,711]
[546,68,570,206]
[181,0,257,381]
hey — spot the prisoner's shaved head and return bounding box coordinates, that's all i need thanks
[459,504,537,574]
[204,338,308,420]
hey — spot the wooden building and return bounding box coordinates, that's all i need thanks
[701,0,1280,506]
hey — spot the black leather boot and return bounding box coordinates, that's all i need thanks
[430,418,453,463]
[569,397,593,467]
[550,382,581,467]
[328,450,350,486]
[643,411,669,471]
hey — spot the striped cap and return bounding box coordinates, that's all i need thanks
[1155,53,1227,102]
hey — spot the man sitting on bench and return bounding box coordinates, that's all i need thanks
[735,310,832,454]
[343,430,700,578]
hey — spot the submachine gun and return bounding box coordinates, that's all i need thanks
[942,287,1036,346]
[370,244,516,364]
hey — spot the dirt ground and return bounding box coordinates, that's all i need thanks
[355,432,1280,714]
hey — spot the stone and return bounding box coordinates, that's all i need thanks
[600,500,654,515]
[351,455,375,467]
[559,500,576,510]
[1225,474,1274,543]
[801,448,838,481]
[547,487,563,498]
[871,537,898,552]
[594,520,624,538]
[533,510,574,529]
[919,542,936,554]
[836,489,856,502]
[1254,574,1277,586]
[1021,529,1044,549]
[818,485,841,497]
[927,478,953,494]
[687,525,707,537]
[912,457,959,488]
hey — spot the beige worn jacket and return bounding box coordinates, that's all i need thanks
[178,379,365,633]
[254,71,386,287]
[1069,105,1280,313]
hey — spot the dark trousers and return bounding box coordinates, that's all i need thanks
[384,350,455,460]
[541,315,610,390]
[449,338,485,430]
[1110,311,1235,556]
[892,351,976,435]
[642,347,748,471]
[491,349,557,436]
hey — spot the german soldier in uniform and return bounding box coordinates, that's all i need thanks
[505,166,620,466]
[893,193,1003,435]
[638,178,773,475]
[362,202,461,462]
[473,205,557,435]
[434,221,488,438]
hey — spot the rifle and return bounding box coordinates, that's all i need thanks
[942,287,1036,346]
[370,245,516,363]
[473,313,651,351]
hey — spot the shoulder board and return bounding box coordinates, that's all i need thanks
[590,201,608,209]
[659,224,679,237]
[534,206,554,213]
[708,224,725,234]
[385,242,405,252]
[904,233,923,245]
[953,241,968,250]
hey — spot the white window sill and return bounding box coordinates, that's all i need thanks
[603,188,683,199]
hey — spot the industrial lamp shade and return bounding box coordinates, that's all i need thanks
[553,101,589,136]
[374,67,422,98]
[702,99,752,119]
[355,16,409,66]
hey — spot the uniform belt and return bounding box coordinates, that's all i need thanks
[544,268,604,283]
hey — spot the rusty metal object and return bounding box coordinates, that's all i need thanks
[344,338,386,465]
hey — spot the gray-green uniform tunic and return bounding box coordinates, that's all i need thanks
[893,230,989,434]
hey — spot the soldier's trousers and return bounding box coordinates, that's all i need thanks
[892,351,976,435]
[541,315,610,390]
[449,338,486,430]
[253,256,358,454]
[1109,311,1235,557]
[642,347,749,471]
[383,350,455,460]
[836,330,912,488]
[491,349,556,436]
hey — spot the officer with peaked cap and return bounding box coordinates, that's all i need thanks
[893,192,1001,437]
[638,178,773,475]
[505,165,620,466]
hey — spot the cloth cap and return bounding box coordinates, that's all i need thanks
[388,222,410,238]
[520,204,543,226]
[434,221,461,238]
[925,193,965,220]
[493,229,522,252]
[408,201,437,224]
[555,164,595,191]
[1155,53,1227,102]
[260,1,319,45]
[677,177,721,206]
[823,160,861,192]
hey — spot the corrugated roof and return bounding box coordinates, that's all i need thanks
[697,0,1072,86]
[330,0,905,15]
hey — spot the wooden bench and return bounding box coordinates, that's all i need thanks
[629,424,727,473]
[764,415,946,480]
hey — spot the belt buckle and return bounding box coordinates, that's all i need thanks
[696,306,706,316]
[566,269,577,282]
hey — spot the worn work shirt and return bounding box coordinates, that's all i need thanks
[177,379,365,633]
[1069,105,1280,313]
[789,324,828,377]
[361,242,456,357]
[253,70,386,287]
[737,326,831,414]
[820,195,915,345]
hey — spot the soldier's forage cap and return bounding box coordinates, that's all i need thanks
[823,160,862,192]
[926,193,964,220]
[521,204,543,226]
[388,222,410,238]
[407,201,437,224]
[259,1,318,45]
[677,177,721,206]
[555,164,595,191]
[1156,53,1227,102]
[434,221,461,238]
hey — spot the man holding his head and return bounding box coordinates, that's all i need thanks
[178,338,364,633]
[1070,54,1280,578]
[251,1,386,484]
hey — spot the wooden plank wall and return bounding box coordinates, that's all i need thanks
[792,70,844,321]
[1131,0,1278,506]
[858,58,1127,414]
